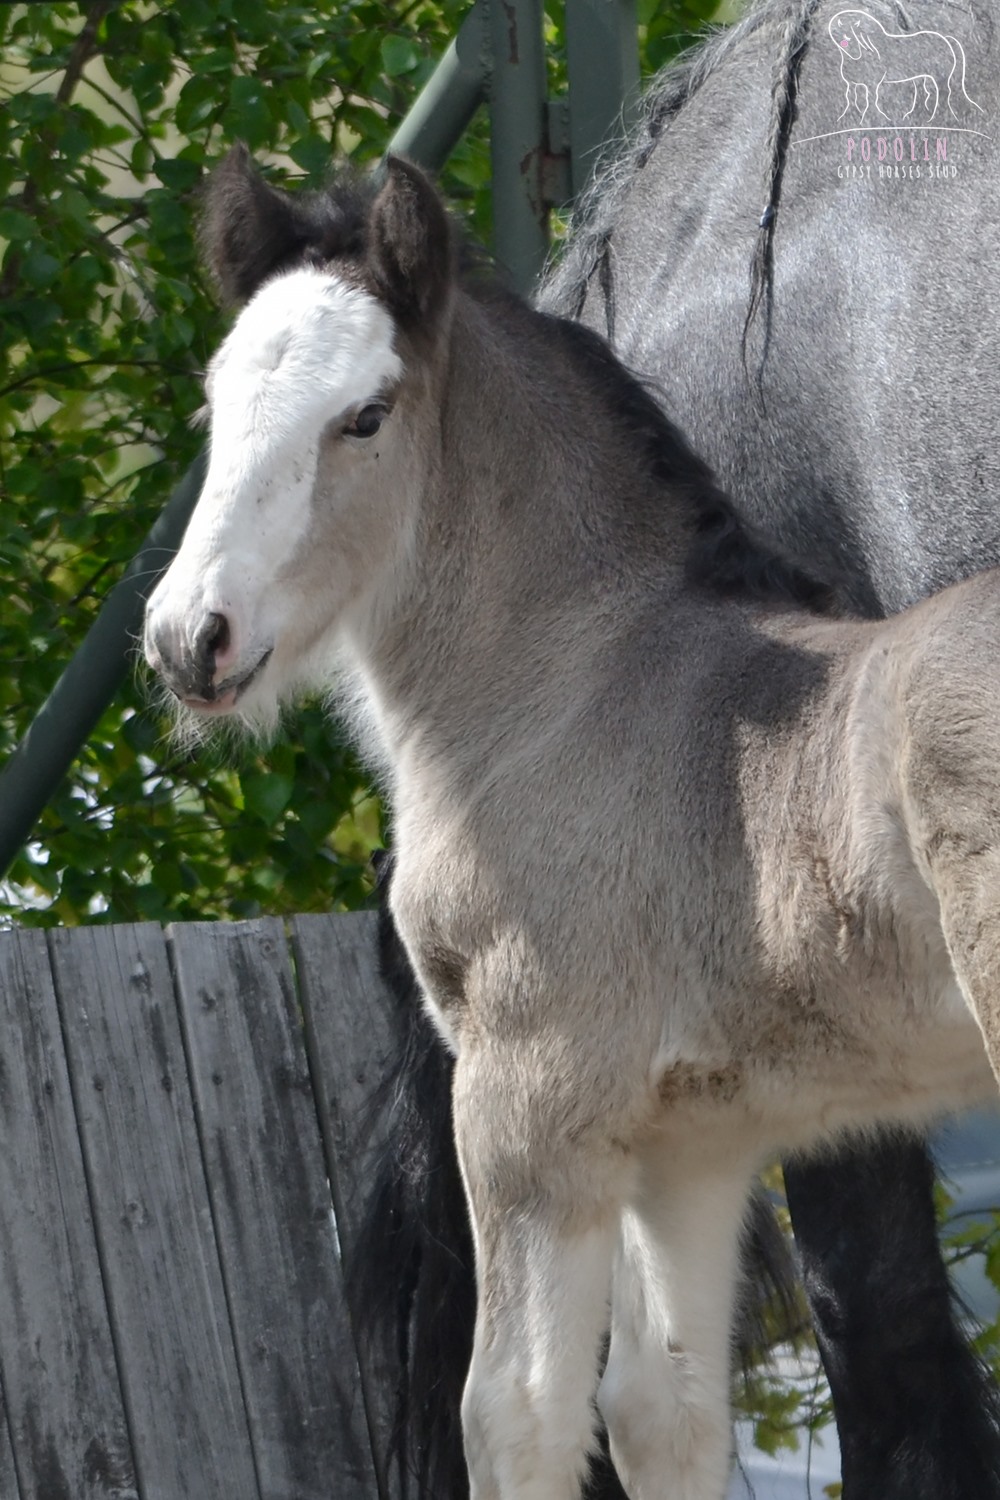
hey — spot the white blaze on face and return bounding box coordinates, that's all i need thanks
[207,269,401,506]
[145,267,402,715]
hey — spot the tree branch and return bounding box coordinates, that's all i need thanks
[55,0,115,106]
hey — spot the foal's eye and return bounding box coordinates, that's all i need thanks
[344,404,387,439]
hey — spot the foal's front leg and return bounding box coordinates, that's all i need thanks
[452,1043,629,1500]
[598,1131,755,1500]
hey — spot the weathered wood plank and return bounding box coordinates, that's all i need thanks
[0,1387,21,1500]
[169,918,378,1500]
[47,924,260,1500]
[0,928,136,1500]
[291,911,399,1500]
[291,913,395,1267]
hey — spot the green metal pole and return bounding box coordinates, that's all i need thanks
[486,0,549,294]
[389,1,489,169]
[564,0,640,196]
[0,452,207,878]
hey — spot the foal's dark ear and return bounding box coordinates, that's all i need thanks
[200,142,304,305]
[367,156,453,325]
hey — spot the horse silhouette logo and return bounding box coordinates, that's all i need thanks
[828,9,984,125]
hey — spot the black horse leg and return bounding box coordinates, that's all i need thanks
[785,1136,1000,1500]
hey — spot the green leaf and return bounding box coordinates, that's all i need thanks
[288,134,332,176]
[226,75,272,149]
[381,35,418,76]
[176,74,220,134]
[0,208,36,242]
[20,248,61,287]
[304,48,334,83]
[131,138,155,178]
[241,771,295,826]
[154,155,202,192]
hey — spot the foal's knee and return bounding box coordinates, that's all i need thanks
[598,1350,654,1478]
[598,1343,732,1500]
[462,1351,595,1500]
[461,1365,502,1500]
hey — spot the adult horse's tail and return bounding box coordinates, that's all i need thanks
[351,858,801,1499]
[349,860,473,1500]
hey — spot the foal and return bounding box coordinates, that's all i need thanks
[144,150,1000,1500]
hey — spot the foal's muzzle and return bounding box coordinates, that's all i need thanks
[145,608,233,705]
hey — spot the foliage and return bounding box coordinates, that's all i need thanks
[0,0,722,927]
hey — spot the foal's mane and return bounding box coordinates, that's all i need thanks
[526,307,832,611]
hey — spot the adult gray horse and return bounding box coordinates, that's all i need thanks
[356,2,1000,1498]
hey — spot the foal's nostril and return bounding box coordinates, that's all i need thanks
[205,612,230,663]
[194,610,233,683]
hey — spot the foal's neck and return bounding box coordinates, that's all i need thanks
[443,291,697,570]
[348,289,702,777]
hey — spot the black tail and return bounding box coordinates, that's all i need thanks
[351,858,804,1499]
[349,857,474,1500]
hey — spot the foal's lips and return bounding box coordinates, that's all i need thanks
[180,648,273,714]
[181,689,238,714]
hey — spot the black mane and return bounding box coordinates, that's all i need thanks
[541,0,824,359]
[200,145,377,304]
[537,313,835,612]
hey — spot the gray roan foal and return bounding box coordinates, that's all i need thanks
[144,150,1000,1500]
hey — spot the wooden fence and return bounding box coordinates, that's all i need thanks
[0,913,404,1500]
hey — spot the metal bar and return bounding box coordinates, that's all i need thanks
[0,452,206,880]
[564,0,640,197]
[388,1,489,170]
[486,0,550,294]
